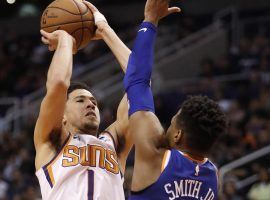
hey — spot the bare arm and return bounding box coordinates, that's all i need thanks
[101,29,132,172]
[130,112,166,191]
[84,1,131,72]
[84,1,132,173]
[104,95,131,173]
[34,31,74,168]
[99,22,132,172]
[100,25,131,72]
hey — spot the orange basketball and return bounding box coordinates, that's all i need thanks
[41,0,95,50]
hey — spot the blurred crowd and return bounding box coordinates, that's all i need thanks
[0,13,197,99]
[1,13,270,200]
[152,34,270,199]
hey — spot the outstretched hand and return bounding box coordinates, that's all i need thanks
[83,0,109,40]
[40,30,77,54]
[144,0,181,26]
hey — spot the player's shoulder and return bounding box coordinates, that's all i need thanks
[207,159,218,172]
[72,132,116,151]
[98,131,116,151]
[172,149,217,168]
[72,133,108,146]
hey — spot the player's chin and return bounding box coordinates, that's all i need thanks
[83,121,99,134]
[85,118,98,126]
[84,113,99,123]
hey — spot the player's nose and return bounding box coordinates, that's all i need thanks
[86,100,95,109]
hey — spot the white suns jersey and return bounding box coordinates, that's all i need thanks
[36,133,125,200]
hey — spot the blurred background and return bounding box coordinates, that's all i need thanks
[0,0,270,199]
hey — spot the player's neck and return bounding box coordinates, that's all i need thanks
[65,124,97,136]
[178,147,206,162]
[64,123,77,135]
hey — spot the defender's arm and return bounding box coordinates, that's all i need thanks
[124,22,166,190]
[124,0,180,190]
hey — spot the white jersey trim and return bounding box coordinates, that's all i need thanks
[98,131,117,151]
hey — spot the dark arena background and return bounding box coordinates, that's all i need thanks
[0,0,270,199]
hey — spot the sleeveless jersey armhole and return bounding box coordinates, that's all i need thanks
[99,131,124,179]
[209,160,219,188]
[36,133,72,188]
[99,131,117,151]
[36,133,72,173]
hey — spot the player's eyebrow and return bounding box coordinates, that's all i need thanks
[74,95,84,100]
[74,95,97,102]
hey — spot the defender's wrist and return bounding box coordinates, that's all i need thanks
[143,17,158,27]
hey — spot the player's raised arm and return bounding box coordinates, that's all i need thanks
[99,24,131,72]
[101,94,131,173]
[123,0,180,190]
[34,30,74,155]
[124,21,164,173]
[124,0,180,158]
[84,1,133,173]
[83,1,131,72]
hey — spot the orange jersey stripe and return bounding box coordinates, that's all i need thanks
[161,150,169,172]
[44,134,72,187]
[48,165,55,186]
[182,153,207,164]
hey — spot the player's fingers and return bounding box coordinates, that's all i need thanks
[48,45,55,51]
[83,1,98,13]
[168,7,181,15]
[94,12,107,25]
[40,30,50,38]
[71,37,77,49]
[41,36,49,45]
[92,35,102,41]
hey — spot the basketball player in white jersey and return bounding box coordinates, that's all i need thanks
[34,2,133,199]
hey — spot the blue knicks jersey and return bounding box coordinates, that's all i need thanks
[129,149,218,200]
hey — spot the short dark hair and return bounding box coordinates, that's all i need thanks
[67,82,91,98]
[176,95,227,154]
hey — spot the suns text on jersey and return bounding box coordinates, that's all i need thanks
[164,179,215,200]
[61,144,119,174]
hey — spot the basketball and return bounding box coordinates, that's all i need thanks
[41,0,95,50]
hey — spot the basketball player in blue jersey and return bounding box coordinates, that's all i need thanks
[34,3,134,199]
[124,0,227,199]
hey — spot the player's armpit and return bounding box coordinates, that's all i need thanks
[103,122,132,174]
[129,111,166,191]
[129,111,165,160]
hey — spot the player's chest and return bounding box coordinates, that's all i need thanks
[60,137,120,175]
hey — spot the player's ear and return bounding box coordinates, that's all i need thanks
[62,115,67,126]
[174,129,182,144]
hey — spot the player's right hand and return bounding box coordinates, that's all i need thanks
[40,30,77,54]
[83,1,109,40]
[144,0,181,26]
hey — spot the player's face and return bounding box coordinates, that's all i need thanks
[64,89,100,135]
[166,110,182,148]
